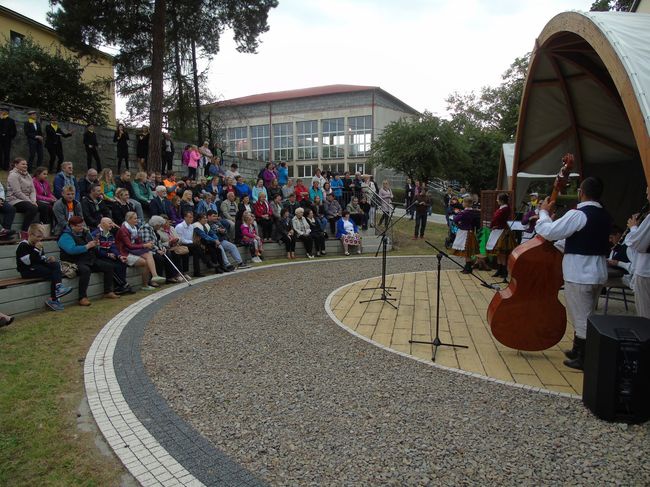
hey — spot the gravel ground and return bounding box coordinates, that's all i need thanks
[141,257,650,486]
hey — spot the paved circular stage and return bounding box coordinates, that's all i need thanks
[87,257,650,486]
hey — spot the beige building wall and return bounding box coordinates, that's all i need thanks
[0,7,116,126]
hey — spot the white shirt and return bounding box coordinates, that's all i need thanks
[535,201,608,285]
[175,221,195,244]
[625,215,650,278]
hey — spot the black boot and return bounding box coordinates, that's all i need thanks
[564,335,579,360]
[461,262,472,274]
[563,337,586,370]
[492,265,504,278]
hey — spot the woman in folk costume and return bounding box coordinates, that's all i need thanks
[451,198,480,274]
[486,192,516,279]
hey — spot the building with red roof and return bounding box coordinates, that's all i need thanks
[204,84,419,179]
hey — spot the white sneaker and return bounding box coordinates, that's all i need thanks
[307,254,314,259]
[252,256,262,263]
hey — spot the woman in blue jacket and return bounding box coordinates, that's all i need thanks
[336,211,362,256]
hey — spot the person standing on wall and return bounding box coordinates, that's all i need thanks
[24,110,44,172]
[0,107,17,171]
[136,126,150,172]
[161,132,174,173]
[45,114,73,173]
[113,123,130,173]
[83,123,102,171]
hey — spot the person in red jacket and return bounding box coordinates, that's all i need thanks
[486,193,516,279]
[294,179,310,204]
[115,211,166,290]
[253,192,274,241]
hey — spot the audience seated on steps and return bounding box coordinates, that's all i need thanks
[7,157,47,237]
[336,211,362,256]
[149,185,172,218]
[91,217,135,295]
[115,211,167,291]
[16,223,72,311]
[0,179,17,239]
[52,185,83,236]
[206,210,248,269]
[81,184,111,229]
[57,216,120,307]
[77,168,99,200]
[174,211,212,278]
[138,215,185,283]
[53,161,79,200]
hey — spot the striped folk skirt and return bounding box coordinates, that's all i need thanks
[451,229,479,259]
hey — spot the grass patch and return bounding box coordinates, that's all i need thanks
[0,233,450,484]
[0,292,148,486]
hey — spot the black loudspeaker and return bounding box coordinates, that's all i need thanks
[583,315,650,423]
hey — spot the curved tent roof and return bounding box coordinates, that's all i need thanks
[514,11,650,222]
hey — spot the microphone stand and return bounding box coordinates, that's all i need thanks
[359,199,418,310]
[409,241,468,361]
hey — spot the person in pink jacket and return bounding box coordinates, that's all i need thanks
[187,145,201,180]
[240,212,263,263]
[7,158,49,234]
[32,166,55,226]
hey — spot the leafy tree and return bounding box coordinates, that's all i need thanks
[49,0,278,171]
[368,112,469,184]
[590,0,634,11]
[0,37,109,125]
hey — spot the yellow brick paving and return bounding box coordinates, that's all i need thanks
[330,270,634,396]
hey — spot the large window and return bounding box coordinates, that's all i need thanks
[273,122,293,162]
[297,121,318,160]
[348,115,372,157]
[322,118,345,159]
[296,164,319,178]
[251,124,270,162]
[228,127,248,158]
[321,162,346,174]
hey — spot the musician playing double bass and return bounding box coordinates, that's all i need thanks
[535,177,610,371]
[624,186,650,319]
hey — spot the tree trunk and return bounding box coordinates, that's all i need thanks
[191,37,202,146]
[148,0,166,172]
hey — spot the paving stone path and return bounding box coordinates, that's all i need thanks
[122,257,650,485]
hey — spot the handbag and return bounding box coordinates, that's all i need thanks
[60,261,78,278]
[170,245,189,255]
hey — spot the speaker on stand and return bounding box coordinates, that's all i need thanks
[583,315,650,424]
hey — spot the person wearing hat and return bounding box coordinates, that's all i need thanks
[23,110,44,171]
[83,123,102,171]
[57,215,120,306]
[45,114,73,173]
[0,107,17,171]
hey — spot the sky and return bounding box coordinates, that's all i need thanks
[4,0,595,118]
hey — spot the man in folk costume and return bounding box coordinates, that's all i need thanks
[45,114,73,172]
[535,177,610,370]
[624,186,650,319]
[486,193,516,279]
[0,107,17,170]
[451,197,480,274]
[24,110,44,171]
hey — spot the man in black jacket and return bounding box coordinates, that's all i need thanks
[0,107,17,170]
[83,123,102,171]
[82,184,112,228]
[149,185,172,218]
[24,109,44,171]
[45,114,73,172]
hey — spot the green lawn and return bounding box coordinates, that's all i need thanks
[0,227,450,485]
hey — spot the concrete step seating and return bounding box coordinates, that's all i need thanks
[0,230,387,316]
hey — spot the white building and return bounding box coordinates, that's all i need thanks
[205,84,419,179]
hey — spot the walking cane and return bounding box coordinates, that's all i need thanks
[163,251,192,287]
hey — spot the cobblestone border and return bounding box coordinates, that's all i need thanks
[324,274,582,401]
[86,256,407,486]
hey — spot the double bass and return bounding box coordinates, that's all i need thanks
[487,154,574,351]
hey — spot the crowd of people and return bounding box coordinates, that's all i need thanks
[5,149,401,312]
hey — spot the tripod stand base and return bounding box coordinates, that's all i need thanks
[360,293,397,309]
[409,338,468,361]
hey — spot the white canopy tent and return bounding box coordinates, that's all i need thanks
[514,11,650,223]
